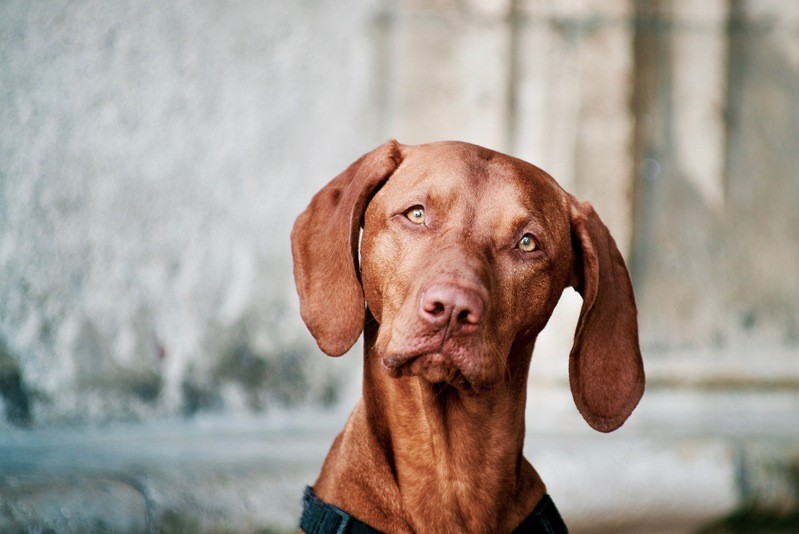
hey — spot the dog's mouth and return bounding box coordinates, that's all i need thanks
[381,351,491,394]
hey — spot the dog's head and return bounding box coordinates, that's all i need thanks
[291,140,644,432]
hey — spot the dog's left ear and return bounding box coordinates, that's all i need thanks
[568,200,645,432]
[291,140,402,357]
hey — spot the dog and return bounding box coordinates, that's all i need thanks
[291,140,644,533]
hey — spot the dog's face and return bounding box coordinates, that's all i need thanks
[292,140,644,432]
[360,143,574,392]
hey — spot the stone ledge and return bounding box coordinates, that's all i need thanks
[0,406,797,533]
[529,345,799,390]
[0,474,149,533]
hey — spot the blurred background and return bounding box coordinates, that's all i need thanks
[1,0,797,532]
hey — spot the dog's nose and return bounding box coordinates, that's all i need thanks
[419,283,484,335]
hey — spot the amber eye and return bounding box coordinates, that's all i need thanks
[517,233,537,252]
[405,206,426,224]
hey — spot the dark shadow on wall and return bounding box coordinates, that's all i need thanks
[0,340,32,427]
[700,508,799,534]
[180,339,339,418]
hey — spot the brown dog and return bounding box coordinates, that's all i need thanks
[291,140,644,533]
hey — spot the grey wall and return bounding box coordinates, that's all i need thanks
[631,0,799,350]
[1,0,798,428]
[0,0,387,426]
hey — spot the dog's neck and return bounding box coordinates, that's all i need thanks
[313,320,546,533]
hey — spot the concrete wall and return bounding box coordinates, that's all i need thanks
[1,0,798,428]
[0,0,388,426]
[631,0,799,351]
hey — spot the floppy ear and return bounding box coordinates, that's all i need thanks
[291,141,402,356]
[568,200,645,432]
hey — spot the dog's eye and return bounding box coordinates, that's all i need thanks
[405,206,426,224]
[517,234,537,252]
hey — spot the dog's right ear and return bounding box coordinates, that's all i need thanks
[291,141,403,356]
[568,200,645,432]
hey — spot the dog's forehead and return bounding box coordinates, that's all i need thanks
[389,141,569,222]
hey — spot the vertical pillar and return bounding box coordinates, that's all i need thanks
[391,0,513,151]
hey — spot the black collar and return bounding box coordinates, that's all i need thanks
[300,486,568,534]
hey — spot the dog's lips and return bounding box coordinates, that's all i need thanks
[381,351,418,372]
[381,349,492,393]
[382,351,443,373]
[380,333,442,372]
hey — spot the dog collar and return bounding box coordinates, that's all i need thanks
[300,486,568,533]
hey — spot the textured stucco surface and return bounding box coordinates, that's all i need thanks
[1,0,797,433]
[631,0,799,350]
[0,0,386,425]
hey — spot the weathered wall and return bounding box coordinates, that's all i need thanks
[391,0,799,360]
[1,0,798,428]
[631,0,799,350]
[0,0,388,425]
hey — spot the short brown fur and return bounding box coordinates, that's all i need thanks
[291,140,645,533]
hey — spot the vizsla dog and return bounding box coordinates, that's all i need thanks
[291,140,644,533]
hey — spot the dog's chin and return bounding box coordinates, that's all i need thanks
[382,352,493,395]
